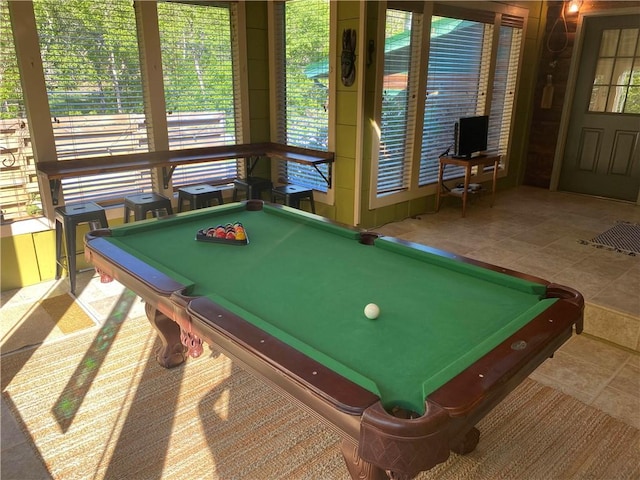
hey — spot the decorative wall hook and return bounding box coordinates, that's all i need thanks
[341,29,356,87]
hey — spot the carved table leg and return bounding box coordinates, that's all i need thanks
[341,439,409,480]
[450,427,480,455]
[145,303,187,368]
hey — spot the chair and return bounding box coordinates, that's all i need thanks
[55,201,108,294]
[123,192,173,223]
[177,184,224,212]
[271,184,316,213]
[232,177,273,202]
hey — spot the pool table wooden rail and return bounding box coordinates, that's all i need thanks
[84,202,585,480]
[37,142,334,205]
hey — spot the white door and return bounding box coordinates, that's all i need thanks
[558,13,640,202]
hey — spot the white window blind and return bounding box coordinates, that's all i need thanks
[274,0,330,192]
[33,0,152,205]
[158,1,240,188]
[418,16,492,186]
[488,17,523,156]
[417,10,523,186]
[0,1,38,222]
[374,5,524,194]
[376,8,422,196]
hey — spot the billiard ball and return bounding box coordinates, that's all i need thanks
[364,303,380,319]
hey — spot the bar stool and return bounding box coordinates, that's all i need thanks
[123,192,173,223]
[271,184,316,213]
[177,184,224,212]
[232,177,273,202]
[55,201,108,294]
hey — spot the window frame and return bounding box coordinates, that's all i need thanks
[33,0,154,207]
[157,0,244,191]
[4,0,247,220]
[267,0,336,206]
[1,0,38,222]
[369,1,528,210]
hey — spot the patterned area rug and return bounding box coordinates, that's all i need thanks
[2,315,639,480]
[580,221,640,256]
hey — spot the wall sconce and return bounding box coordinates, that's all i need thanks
[566,0,583,14]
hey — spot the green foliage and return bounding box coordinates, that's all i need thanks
[0,1,24,119]
[1,0,330,126]
[157,2,233,115]
[33,0,143,115]
[284,0,329,147]
[624,71,640,113]
[5,0,238,118]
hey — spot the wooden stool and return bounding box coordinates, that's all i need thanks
[232,177,273,201]
[123,193,173,223]
[55,202,108,294]
[177,184,224,212]
[271,184,316,213]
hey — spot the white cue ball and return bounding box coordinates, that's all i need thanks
[364,303,380,320]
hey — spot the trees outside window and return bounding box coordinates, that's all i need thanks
[32,0,152,205]
[272,0,331,192]
[158,2,240,188]
[0,0,241,216]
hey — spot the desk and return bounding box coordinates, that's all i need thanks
[85,201,583,480]
[436,154,500,217]
[37,142,334,205]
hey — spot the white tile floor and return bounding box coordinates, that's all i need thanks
[2,186,639,479]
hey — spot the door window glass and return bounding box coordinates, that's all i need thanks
[589,28,640,114]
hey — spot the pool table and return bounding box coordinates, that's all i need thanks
[85,200,584,480]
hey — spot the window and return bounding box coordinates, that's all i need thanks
[377,8,422,195]
[33,0,152,205]
[589,28,640,113]
[419,16,491,186]
[0,1,38,222]
[373,4,525,201]
[273,0,330,192]
[488,18,522,155]
[158,1,241,188]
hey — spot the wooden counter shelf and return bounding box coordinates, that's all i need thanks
[37,142,334,205]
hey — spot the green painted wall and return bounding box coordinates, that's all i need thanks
[333,1,360,225]
[1,232,48,290]
[1,217,128,291]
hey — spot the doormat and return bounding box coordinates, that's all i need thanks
[40,294,96,334]
[579,221,640,256]
[1,294,97,355]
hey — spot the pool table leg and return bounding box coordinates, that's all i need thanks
[145,303,187,368]
[449,426,480,455]
[341,440,408,480]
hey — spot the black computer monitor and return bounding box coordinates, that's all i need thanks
[454,115,489,158]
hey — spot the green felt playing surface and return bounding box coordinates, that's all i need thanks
[106,203,556,414]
